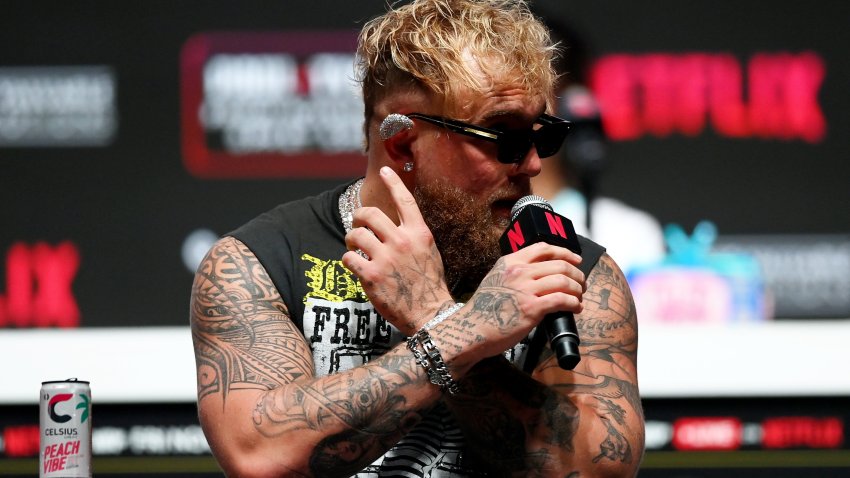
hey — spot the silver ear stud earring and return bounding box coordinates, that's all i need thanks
[379,113,414,140]
[403,162,414,172]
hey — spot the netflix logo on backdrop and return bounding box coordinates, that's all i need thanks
[0,242,80,328]
[591,51,826,143]
[180,31,367,179]
[644,415,845,451]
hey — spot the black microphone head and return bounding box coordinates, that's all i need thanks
[511,195,553,221]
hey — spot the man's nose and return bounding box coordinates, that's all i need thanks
[511,147,543,177]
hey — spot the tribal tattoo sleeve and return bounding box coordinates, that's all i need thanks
[190,236,433,475]
[190,236,312,403]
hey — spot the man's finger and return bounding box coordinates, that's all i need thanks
[379,166,424,226]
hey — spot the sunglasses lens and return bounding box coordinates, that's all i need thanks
[495,119,571,163]
[497,134,533,164]
[534,124,569,158]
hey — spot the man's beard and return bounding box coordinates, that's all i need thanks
[414,180,527,297]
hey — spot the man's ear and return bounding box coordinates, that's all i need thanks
[382,126,415,167]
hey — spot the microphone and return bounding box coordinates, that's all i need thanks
[498,195,582,370]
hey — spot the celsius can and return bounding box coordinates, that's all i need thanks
[39,379,92,478]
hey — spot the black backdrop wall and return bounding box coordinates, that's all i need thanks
[1,0,848,328]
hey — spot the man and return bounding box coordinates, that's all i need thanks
[190,1,644,476]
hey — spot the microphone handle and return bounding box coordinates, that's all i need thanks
[544,311,581,370]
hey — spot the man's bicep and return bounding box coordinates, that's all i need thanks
[190,236,314,403]
[536,253,638,384]
[576,253,639,383]
[535,253,644,471]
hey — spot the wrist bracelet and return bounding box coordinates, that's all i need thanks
[422,302,465,331]
[417,329,460,395]
[407,303,464,395]
[407,336,441,385]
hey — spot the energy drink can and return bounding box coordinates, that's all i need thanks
[39,379,92,478]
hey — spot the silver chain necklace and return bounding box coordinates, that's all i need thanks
[338,178,365,234]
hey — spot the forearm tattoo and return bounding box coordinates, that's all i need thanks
[432,260,520,358]
[254,348,427,475]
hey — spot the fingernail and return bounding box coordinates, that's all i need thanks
[380,166,391,176]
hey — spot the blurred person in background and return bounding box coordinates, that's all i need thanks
[190,1,644,476]
[531,15,666,277]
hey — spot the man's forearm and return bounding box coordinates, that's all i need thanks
[249,344,437,477]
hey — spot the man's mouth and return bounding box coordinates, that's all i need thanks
[492,198,513,210]
[491,198,522,223]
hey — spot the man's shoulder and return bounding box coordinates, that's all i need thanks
[576,234,606,278]
[229,182,350,239]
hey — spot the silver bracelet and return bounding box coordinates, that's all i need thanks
[407,303,464,395]
[417,329,460,395]
[422,302,464,331]
[406,336,441,385]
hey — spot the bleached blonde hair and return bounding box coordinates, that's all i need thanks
[356,0,558,143]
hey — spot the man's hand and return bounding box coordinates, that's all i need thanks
[342,166,454,336]
[433,241,586,371]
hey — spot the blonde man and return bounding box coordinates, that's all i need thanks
[191,1,644,476]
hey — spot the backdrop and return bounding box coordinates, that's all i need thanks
[1,0,847,328]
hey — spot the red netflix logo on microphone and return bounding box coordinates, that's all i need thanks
[0,241,80,328]
[591,51,826,142]
[500,205,580,255]
[504,210,570,252]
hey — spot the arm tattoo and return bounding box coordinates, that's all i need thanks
[577,257,638,366]
[251,349,422,435]
[456,260,520,334]
[414,259,522,359]
[190,237,312,403]
[592,415,633,464]
[444,358,582,475]
[253,348,428,475]
[192,238,435,475]
[565,255,643,465]
[446,254,643,474]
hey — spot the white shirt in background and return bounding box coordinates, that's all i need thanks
[549,189,666,276]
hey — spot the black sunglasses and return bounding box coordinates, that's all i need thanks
[406,112,571,164]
